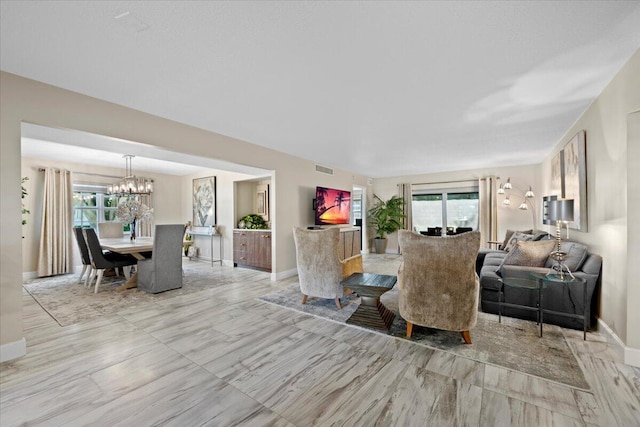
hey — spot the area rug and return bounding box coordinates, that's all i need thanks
[258,284,589,390]
[23,265,256,327]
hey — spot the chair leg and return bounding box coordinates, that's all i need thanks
[123,266,131,280]
[78,265,88,283]
[461,330,472,344]
[94,269,104,294]
[301,294,308,305]
[406,322,413,338]
[85,268,95,288]
[335,297,342,310]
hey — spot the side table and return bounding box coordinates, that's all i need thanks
[499,273,588,340]
[532,273,588,340]
[498,276,543,335]
[341,273,397,331]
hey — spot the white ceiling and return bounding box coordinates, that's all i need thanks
[2,1,639,178]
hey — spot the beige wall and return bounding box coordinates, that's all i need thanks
[540,50,639,355]
[372,164,541,252]
[0,71,369,355]
[21,156,185,274]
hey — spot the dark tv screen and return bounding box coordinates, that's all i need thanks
[315,186,351,225]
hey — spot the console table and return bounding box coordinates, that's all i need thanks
[188,230,223,266]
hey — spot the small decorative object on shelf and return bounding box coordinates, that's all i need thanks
[237,214,269,229]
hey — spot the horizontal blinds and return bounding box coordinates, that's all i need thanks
[72,182,109,193]
[412,180,478,195]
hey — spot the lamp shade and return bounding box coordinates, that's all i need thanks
[547,199,574,222]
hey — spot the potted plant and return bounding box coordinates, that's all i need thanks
[368,194,406,254]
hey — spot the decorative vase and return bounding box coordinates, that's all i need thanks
[130,219,137,242]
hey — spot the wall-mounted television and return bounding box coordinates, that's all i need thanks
[314,186,351,225]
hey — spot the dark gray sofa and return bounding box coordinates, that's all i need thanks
[478,242,602,330]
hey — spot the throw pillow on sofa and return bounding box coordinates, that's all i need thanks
[544,241,589,272]
[503,232,535,252]
[498,239,556,274]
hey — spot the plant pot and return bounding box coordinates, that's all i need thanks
[374,238,388,254]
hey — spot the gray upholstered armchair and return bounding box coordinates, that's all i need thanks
[138,224,184,294]
[293,227,363,309]
[397,230,481,344]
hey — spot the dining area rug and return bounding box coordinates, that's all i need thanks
[258,284,590,390]
[22,263,256,327]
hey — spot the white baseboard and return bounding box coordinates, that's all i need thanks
[597,318,640,368]
[22,271,38,281]
[273,268,297,282]
[0,337,26,363]
[625,346,640,368]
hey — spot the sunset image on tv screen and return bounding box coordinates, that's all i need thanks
[315,187,351,225]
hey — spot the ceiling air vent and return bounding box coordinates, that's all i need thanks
[315,165,333,175]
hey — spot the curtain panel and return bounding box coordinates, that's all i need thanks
[138,194,154,237]
[37,168,74,277]
[478,176,498,249]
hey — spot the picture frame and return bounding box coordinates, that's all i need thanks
[193,176,216,227]
[256,183,269,220]
[257,191,266,215]
[562,130,587,231]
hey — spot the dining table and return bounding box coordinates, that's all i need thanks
[100,237,153,290]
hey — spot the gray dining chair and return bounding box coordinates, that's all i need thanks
[73,227,93,284]
[83,228,137,293]
[137,224,184,294]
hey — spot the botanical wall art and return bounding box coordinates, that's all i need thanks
[552,130,587,231]
[256,183,269,220]
[193,176,216,227]
[562,130,587,231]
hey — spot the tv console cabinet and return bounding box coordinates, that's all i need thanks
[338,227,361,260]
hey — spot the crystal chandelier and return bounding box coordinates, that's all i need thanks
[107,155,153,196]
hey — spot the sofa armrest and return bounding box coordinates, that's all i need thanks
[341,254,363,278]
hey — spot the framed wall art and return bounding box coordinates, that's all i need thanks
[256,183,269,220]
[562,130,587,231]
[193,176,216,227]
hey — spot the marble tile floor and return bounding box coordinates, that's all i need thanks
[1,256,639,426]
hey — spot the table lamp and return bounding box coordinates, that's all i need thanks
[547,199,575,279]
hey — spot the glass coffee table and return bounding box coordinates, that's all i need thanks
[499,273,588,340]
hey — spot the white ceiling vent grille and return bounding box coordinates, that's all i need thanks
[315,165,333,175]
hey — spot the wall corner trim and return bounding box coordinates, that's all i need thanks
[597,318,640,368]
[0,337,26,363]
[273,268,297,282]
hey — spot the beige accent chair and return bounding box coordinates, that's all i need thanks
[397,230,481,344]
[293,227,363,309]
[98,222,124,238]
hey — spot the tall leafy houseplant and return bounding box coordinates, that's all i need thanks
[368,194,405,254]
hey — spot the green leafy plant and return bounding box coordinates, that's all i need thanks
[368,194,406,239]
[238,214,268,229]
[21,176,30,226]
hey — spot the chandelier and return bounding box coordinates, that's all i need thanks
[107,155,154,196]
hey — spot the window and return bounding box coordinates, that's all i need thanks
[412,186,479,235]
[73,184,127,231]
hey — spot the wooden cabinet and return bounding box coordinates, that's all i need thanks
[233,230,271,272]
[339,228,361,260]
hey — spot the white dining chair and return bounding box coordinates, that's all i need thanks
[98,222,124,238]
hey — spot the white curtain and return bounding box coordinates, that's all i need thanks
[37,168,74,277]
[138,194,154,237]
[479,176,498,249]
